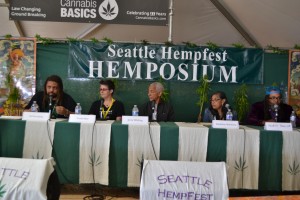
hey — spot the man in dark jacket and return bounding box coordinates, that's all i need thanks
[140,82,175,122]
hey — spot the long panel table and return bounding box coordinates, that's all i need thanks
[0,118,299,192]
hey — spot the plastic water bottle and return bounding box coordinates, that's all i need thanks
[226,109,233,120]
[132,105,139,116]
[290,111,296,128]
[31,101,39,112]
[75,103,82,115]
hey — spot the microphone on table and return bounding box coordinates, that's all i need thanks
[151,100,157,121]
[48,94,53,110]
[99,99,104,120]
[272,104,279,122]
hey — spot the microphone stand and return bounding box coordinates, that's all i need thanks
[99,99,104,120]
[274,104,279,122]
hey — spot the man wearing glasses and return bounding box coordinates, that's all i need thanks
[247,86,296,126]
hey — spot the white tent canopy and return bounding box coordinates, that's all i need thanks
[1,0,300,48]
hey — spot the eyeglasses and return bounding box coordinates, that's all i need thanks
[100,88,109,91]
[269,97,281,100]
[210,98,221,102]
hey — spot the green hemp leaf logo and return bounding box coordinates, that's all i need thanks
[136,154,144,168]
[288,160,300,175]
[89,150,102,167]
[234,156,248,172]
[0,180,6,198]
[32,151,44,159]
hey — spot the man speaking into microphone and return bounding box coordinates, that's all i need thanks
[140,82,175,122]
[24,75,76,118]
[247,86,297,126]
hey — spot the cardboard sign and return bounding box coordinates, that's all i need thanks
[140,160,229,200]
[212,120,239,129]
[22,111,50,121]
[122,116,149,125]
[264,122,293,131]
[68,114,96,123]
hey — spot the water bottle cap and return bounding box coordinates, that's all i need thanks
[77,103,80,105]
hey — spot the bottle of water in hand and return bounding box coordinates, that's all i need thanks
[75,103,82,115]
[31,101,39,112]
[226,109,233,121]
[290,111,296,128]
[132,105,139,116]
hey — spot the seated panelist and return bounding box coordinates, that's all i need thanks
[247,86,295,126]
[89,80,124,120]
[140,82,175,122]
[203,91,237,122]
[24,75,76,118]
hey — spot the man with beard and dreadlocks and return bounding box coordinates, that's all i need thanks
[24,75,76,118]
[247,86,298,126]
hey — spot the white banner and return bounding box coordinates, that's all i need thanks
[0,157,54,200]
[140,160,228,200]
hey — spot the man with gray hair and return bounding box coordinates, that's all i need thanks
[140,82,175,122]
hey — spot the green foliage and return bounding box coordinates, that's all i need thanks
[4,34,12,39]
[233,84,249,122]
[196,75,211,122]
[164,41,174,46]
[294,44,300,50]
[206,41,218,50]
[266,45,288,54]
[91,37,100,43]
[183,41,197,48]
[35,34,54,45]
[232,43,245,49]
[158,76,169,102]
[102,37,113,44]
[141,40,149,45]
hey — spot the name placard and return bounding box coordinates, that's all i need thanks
[22,111,50,121]
[264,122,293,131]
[68,114,96,123]
[212,120,239,129]
[122,116,149,125]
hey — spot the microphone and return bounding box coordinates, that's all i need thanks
[151,100,157,121]
[151,100,155,113]
[99,99,104,119]
[48,94,53,109]
[272,104,279,122]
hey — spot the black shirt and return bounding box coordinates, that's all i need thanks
[140,100,175,122]
[25,91,77,118]
[88,99,125,120]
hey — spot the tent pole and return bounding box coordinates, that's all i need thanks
[168,0,174,43]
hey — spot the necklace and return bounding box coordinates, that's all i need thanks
[102,98,115,119]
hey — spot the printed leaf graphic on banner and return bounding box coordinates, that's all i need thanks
[136,154,144,168]
[288,160,300,175]
[0,180,6,198]
[234,156,248,171]
[89,150,102,167]
[32,151,44,159]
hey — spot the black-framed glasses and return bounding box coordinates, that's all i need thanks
[269,97,281,100]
